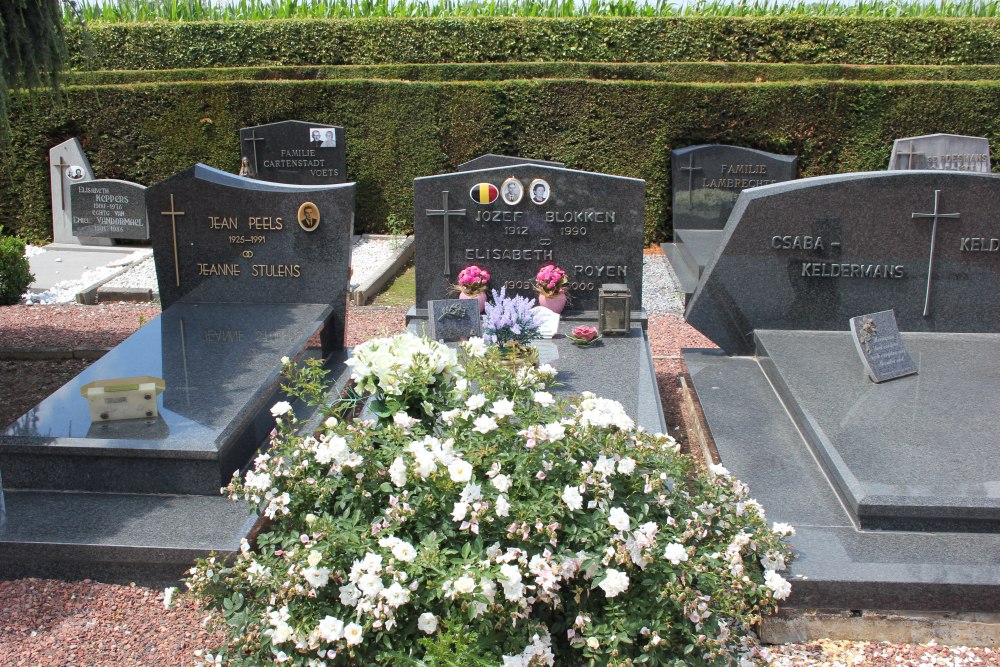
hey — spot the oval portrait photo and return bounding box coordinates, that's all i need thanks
[501,177,524,205]
[529,178,550,205]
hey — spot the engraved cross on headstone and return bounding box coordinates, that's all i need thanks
[426,190,466,276]
[680,154,703,207]
[242,130,265,176]
[895,141,922,170]
[161,194,186,287]
[910,189,960,317]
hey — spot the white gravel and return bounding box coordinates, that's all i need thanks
[22,249,152,306]
[641,253,684,315]
[348,236,403,291]
[102,255,157,290]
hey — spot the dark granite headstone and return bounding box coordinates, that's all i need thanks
[414,164,644,312]
[239,120,346,185]
[672,144,797,231]
[71,179,148,240]
[457,154,565,172]
[426,299,482,341]
[849,309,917,383]
[146,165,353,300]
[686,171,1000,354]
[888,133,991,173]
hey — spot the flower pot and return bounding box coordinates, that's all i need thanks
[496,342,539,370]
[459,290,488,313]
[537,291,567,314]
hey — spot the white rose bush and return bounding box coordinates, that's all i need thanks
[187,334,794,666]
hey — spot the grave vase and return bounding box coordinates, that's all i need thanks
[537,291,567,314]
[460,290,488,313]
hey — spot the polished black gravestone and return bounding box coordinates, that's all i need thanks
[457,154,565,172]
[682,170,1000,612]
[848,309,917,383]
[888,133,991,173]
[240,120,346,185]
[687,171,1000,355]
[426,299,482,342]
[0,165,356,584]
[664,144,797,298]
[71,179,148,240]
[413,164,645,314]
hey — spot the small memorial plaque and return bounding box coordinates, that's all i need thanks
[888,133,991,173]
[426,299,482,342]
[849,310,917,383]
[71,179,148,239]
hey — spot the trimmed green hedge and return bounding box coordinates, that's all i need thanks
[67,17,1000,70]
[4,78,999,244]
[64,62,1000,85]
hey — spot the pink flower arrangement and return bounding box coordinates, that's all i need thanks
[457,265,490,295]
[571,326,598,342]
[535,264,568,297]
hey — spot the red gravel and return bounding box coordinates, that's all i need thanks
[1,303,997,666]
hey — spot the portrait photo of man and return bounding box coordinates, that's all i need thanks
[529,178,550,205]
[309,129,322,147]
[501,177,523,205]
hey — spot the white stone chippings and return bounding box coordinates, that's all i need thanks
[640,253,684,315]
[348,237,400,291]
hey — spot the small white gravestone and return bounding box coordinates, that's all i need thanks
[49,138,111,246]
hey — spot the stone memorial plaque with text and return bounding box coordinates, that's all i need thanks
[672,144,797,231]
[457,154,565,172]
[71,179,148,239]
[145,164,355,344]
[888,133,991,173]
[686,171,1000,353]
[414,164,644,312]
[849,309,917,383]
[426,299,482,341]
[240,120,346,185]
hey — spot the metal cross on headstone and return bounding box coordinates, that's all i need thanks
[895,141,922,170]
[242,130,265,175]
[680,154,703,207]
[161,193,186,287]
[55,156,69,212]
[426,190,466,276]
[910,189,960,317]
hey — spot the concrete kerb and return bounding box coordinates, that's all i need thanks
[350,234,414,306]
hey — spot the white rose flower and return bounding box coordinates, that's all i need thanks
[466,393,487,410]
[393,412,418,429]
[306,550,323,567]
[452,501,469,522]
[599,568,629,598]
[772,522,796,537]
[417,612,438,634]
[448,459,473,483]
[543,422,566,441]
[709,463,731,478]
[561,485,583,511]
[270,620,294,644]
[317,615,344,642]
[441,408,462,425]
[454,575,476,595]
[663,542,689,565]
[608,507,631,532]
[391,541,417,563]
[617,457,637,475]
[764,569,792,600]
[339,582,360,607]
[270,401,292,418]
[462,337,487,358]
[490,399,516,419]
[380,582,411,607]
[389,456,408,488]
[533,391,554,406]
[357,572,384,597]
[343,622,364,646]
[280,356,290,365]
[323,416,338,429]
[473,415,499,434]
[496,494,510,517]
[491,473,512,493]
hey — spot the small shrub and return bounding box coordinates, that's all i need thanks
[0,228,33,305]
[188,333,794,666]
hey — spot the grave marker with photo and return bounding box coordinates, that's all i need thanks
[240,120,346,185]
[48,138,110,246]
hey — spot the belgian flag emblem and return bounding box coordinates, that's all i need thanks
[470,183,499,204]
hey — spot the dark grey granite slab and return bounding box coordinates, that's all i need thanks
[0,303,337,495]
[240,120,346,184]
[755,330,1000,532]
[457,154,565,172]
[426,298,482,342]
[889,133,991,173]
[849,309,917,383]
[0,490,254,586]
[71,179,148,240]
[672,144,796,232]
[684,347,1000,611]
[686,171,1000,354]
[414,164,645,312]
[145,164,354,350]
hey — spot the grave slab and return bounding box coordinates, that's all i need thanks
[684,348,1000,612]
[240,120,346,185]
[71,179,148,240]
[27,246,144,295]
[49,138,111,246]
[888,133,991,173]
[687,171,1000,354]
